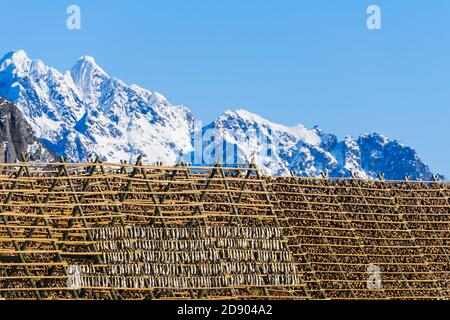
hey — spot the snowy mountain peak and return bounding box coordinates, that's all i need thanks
[0,50,32,75]
[71,55,106,75]
[69,55,108,99]
[79,55,96,64]
[222,109,286,130]
[0,50,195,164]
[217,109,321,146]
[1,50,30,64]
[359,132,390,146]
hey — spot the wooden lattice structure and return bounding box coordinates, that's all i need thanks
[269,176,450,300]
[0,158,449,300]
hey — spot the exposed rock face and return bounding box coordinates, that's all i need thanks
[0,97,51,162]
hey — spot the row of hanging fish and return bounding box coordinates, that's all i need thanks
[94,239,216,251]
[221,249,293,263]
[92,226,211,240]
[207,226,281,239]
[67,265,96,274]
[78,275,228,289]
[77,274,301,289]
[79,276,146,289]
[216,238,285,250]
[102,250,221,264]
[225,262,297,275]
[74,262,297,278]
[99,248,292,264]
[91,226,282,241]
[228,274,301,286]
[81,263,224,277]
[93,238,285,252]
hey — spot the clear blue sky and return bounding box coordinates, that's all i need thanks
[0,0,449,177]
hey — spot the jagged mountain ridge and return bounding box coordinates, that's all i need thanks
[0,50,195,164]
[0,50,442,180]
[197,109,439,180]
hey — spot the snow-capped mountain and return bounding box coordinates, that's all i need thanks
[0,50,195,164]
[194,109,440,181]
[0,50,442,180]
